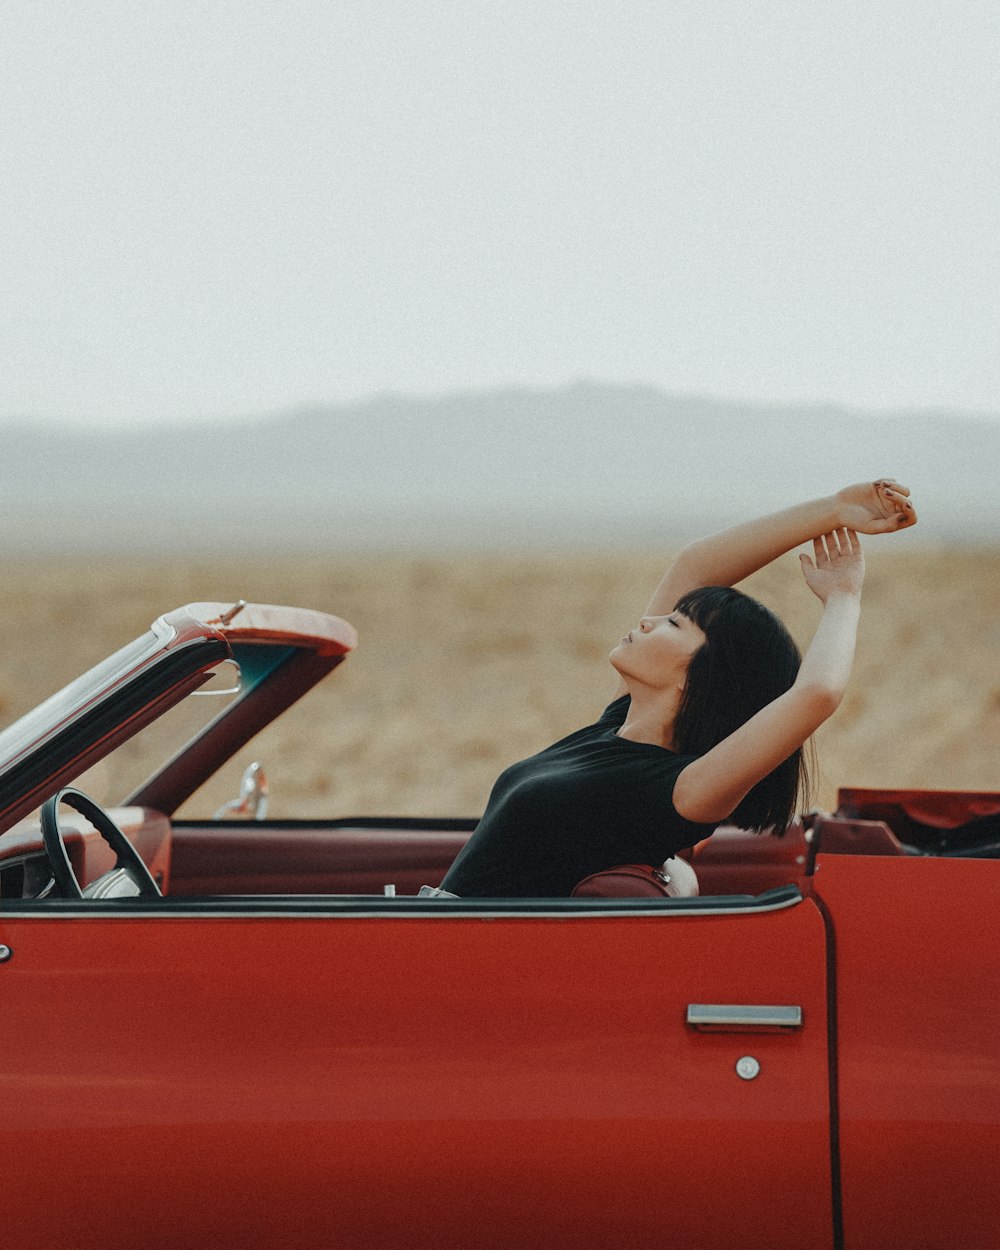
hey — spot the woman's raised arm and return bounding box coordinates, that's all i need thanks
[642,479,915,618]
[672,528,866,825]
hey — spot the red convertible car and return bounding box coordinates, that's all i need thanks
[1,601,998,1250]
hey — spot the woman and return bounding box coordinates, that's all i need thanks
[439,480,917,898]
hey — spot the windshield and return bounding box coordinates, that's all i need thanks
[0,629,167,774]
[70,642,295,814]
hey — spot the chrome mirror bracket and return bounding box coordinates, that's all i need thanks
[214,761,269,821]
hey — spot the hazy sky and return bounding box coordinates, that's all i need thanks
[3,1,998,427]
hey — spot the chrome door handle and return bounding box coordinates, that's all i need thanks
[686,1004,803,1032]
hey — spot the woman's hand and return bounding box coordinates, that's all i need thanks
[799,529,865,604]
[836,479,916,533]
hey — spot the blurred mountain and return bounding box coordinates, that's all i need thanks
[1,382,992,551]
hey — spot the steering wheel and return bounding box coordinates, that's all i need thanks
[40,787,162,900]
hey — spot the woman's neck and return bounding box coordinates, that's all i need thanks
[615,685,680,749]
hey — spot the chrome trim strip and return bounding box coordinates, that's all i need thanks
[0,893,804,921]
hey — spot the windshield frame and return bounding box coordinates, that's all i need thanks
[0,601,356,831]
[0,623,172,775]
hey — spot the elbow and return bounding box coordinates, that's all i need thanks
[793,681,844,725]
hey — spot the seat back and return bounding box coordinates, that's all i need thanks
[689,820,809,895]
[571,856,699,899]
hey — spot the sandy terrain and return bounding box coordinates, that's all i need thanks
[1,545,998,820]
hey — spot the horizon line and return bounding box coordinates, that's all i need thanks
[2,377,999,432]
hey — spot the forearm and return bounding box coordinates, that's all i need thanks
[675,495,845,588]
[646,494,844,614]
[794,591,862,708]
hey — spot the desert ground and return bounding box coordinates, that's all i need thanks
[1,545,998,821]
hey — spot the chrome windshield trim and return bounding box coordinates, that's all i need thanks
[151,617,177,643]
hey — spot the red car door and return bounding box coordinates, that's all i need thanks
[815,854,1000,1250]
[1,889,832,1250]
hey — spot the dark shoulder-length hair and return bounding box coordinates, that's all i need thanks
[672,586,812,834]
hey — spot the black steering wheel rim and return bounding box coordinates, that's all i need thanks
[40,787,162,900]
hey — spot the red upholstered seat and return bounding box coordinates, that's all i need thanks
[689,820,810,896]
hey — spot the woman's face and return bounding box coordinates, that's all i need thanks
[609,611,707,690]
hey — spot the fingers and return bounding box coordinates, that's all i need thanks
[812,532,838,565]
[876,478,917,528]
[875,478,910,498]
[885,494,917,526]
[814,529,861,562]
[882,486,914,510]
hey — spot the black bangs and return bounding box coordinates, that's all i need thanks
[673,586,731,633]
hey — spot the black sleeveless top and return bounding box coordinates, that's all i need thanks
[441,695,717,897]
